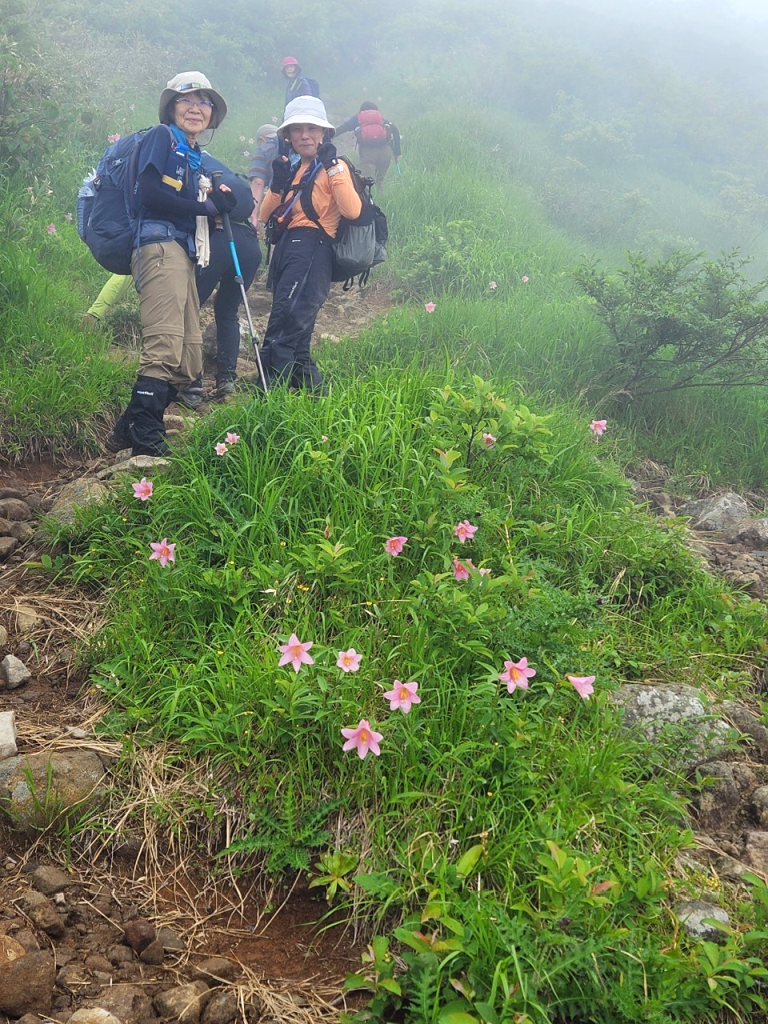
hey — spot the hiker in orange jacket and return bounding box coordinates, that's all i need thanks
[259,96,361,392]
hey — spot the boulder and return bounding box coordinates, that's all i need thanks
[679,493,749,531]
[742,831,768,874]
[153,981,210,1024]
[0,655,31,690]
[31,864,73,896]
[0,711,17,760]
[611,683,731,765]
[725,518,768,547]
[83,984,153,1024]
[691,761,741,831]
[0,950,55,1015]
[202,991,238,1024]
[0,498,33,521]
[42,478,110,530]
[0,749,107,829]
[68,1011,123,1024]
[675,899,730,943]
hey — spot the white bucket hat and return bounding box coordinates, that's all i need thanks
[159,71,227,129]
[279,96,334,134]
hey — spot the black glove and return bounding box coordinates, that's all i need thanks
[207,187,237,215]
[270,157,292,192]
[317,142,338,170]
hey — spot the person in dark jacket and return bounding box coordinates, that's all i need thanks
[105,71,237,456]
[335,102,401,189]
[259,96,361,392]
[281,56,320,111]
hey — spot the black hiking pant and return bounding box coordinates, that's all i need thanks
[196,222,261,384]
[261,227,332,391]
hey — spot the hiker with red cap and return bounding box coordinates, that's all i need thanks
[281,57,320,111]
[258,96,361,392]
[335,102,402,190]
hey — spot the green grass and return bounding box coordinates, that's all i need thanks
[52,372,768,1022]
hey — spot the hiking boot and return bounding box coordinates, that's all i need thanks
[105,412,132,453]
[175,386,204,411]
[211,379,236,402]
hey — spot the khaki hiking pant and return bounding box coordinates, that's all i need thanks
[131,241,202,389]
[358,145,392,189]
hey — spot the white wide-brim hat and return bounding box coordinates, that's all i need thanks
[279,96,334,134]
[159,71,227,130]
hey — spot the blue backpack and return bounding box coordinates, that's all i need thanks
[77,127,163,275]
[78,130,253,275]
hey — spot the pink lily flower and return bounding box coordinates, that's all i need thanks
[590,419,607,437]
[489,281,498,290]
[482,432,497,448]
[225,432,240,445]
[342,719,383,759]
[521,275,529,283]
[149,538,176,567]
[567,674,595,700]
[424,302,436,313]
[499,657,536,693]
[107,133,121,144]
[383,680,421,714]
[132,477,153,501]
[46,223,56,235]
[278,633,315,673]
[336,648,363,673]
[454,519,478,544]
[385,536,408,557]
[215,442,228,456]
[453,558,470,581]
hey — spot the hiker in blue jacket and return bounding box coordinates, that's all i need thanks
[105,71,237,456]
[282,57,320,111]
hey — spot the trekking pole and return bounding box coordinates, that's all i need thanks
[211,171,268,392]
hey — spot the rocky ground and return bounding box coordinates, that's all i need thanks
[5,353,768,1019]
[0,278,387,1023]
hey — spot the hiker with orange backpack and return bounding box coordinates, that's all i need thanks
[335,103,401,189]
[258,96,361,393]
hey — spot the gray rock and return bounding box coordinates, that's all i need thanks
[0,934,27,963]
[96,455,170,480]
[153,982,210,1024]
[0,488,24,500]
[0,625,7,648]
[191,956,239,984]
[676,899,730,943]
[751,786,768,828]
[106,945,134,965]
[157,926,185,951]
[14,606,39,632]
[0,518,13,535]
[611,683,732,764]
[202,991,238,1024]
[725,518,768,547]
[0,950,55,1015]
[68,1010,123,1024]
[0,750,106,829]
[692,761,741,830]
[45,479,110,530]
[0,711,17,760]
[83,984,153,1024]
[721,701,768,762]
[679,492,750,531]
[16,1015,44,1024]
[122,919,155,953]
[1,654,31,689]
[138,939,164,965]
[31,865,72,896]
[27,897,65,938]
[730,762,758,794]
[742,831,768,874]
[0,536,18,559]
[10,522,35,544]
[0,498,33,521]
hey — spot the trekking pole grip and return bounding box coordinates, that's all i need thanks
[210,171,235,243]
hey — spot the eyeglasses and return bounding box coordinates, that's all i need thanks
[176,95,214,109]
